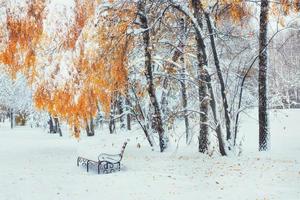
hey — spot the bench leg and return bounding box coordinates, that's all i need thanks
[98,163,101,174]
[87,160,89,172]
[77,157,80,166]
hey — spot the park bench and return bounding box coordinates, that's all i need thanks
[77,142,128,174]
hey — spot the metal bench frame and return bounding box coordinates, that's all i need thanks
[77,142,127,174]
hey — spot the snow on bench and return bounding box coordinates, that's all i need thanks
[77,142,128,174]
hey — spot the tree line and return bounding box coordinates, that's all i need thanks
[0,0,299,155]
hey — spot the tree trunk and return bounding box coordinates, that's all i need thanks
[110,95,117,134]
[206,70,227,156]
[49,115,54,133]
[10,108,13,129]
[191,0,209,153]
[297,88,300,103]
[126,107,131,130]
[53,117,58,133]
[160,77,169,120]
[109,103,116,134]
[96,104,104,129]
[118,95,126,129]
[177,18,190,144]
[138,0,167,152]
[54,117,62,137]
[258,0,270,151]
[90,117,95,136]
[181,64,190,144]
[125,87,132,130]
[85,122,90,136]
[130,85,154,146]
[205,12,231,142]
[86,117,95,136]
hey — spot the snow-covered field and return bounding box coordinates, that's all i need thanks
[0,109,299,200]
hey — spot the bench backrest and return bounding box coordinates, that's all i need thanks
[120,142,128,158]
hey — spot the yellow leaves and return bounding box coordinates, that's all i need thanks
[24,49,36,68]
[68,3,136,129]
[27,0,46,20]
[270,0,300,17]
[73,125,81,138]
[215,0,250,25]
[278,17,286,27]
[0,43,16,66]
[135,82,146,98]
[295,0,300,12]
[270,3,280,16]
[165,65,177,75]
[6,14,43,51]
[94,7,133,95]
[64,27,79,49]
[2,0,135,138]
[34,85,50,110]
[63,0,95,50]
[0,0,45,82]
[216,0,299,27]
[52,89,71,117]
[230,3,245,23]
[280,0,290,15]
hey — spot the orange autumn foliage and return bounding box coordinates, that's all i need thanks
[33,1,135,137]
[0,0,45,79]
[63,0,94,50]
[215,0,251,23]
[0,0,135,138]
[216,0,300,25]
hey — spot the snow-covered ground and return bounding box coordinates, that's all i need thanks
[0,109,299,200]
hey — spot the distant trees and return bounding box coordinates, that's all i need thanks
[269,31,300,109]
[0,71,35,128]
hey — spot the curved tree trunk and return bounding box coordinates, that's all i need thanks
[137,0,167,152]
[130,85,154,147]
[206,71,227,156]
[205,12,231,142]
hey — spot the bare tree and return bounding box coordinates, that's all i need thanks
[137,0,168,152]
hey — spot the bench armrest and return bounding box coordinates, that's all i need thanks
[98,153,121,163]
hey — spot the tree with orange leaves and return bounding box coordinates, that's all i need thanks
[0,0,46,129]
[33,0,134,138]
[0,0,46,80]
